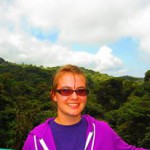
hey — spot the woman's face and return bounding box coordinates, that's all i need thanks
[53,72,87,119]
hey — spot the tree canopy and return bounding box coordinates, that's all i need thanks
[0,58,149,149]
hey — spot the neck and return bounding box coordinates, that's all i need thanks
[55,114,82,125]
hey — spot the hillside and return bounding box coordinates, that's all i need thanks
[0,58,150,149]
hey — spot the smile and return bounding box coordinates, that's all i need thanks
[68,103,79,108]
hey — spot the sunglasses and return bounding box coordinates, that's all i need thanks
[55,88,89,96]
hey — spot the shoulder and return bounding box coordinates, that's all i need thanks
[29,118,53,137]
[83,114,112,130]
[23,118,53,149]
[83,114,110,126]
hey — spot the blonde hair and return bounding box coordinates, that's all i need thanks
[52,64,87,91]
[50,64,87,100]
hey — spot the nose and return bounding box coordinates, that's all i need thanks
[71,91,78,99]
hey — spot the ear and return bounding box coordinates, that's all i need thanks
[50,90,57,102]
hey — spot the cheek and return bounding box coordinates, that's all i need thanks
[55,95,68,102]
[80,97,87,103]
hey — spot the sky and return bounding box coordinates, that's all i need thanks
[0,0,150,77]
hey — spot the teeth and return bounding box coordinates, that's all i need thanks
[68,104,79,107]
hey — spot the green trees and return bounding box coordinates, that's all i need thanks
[112,96,149,147]
[144,70,150,82]
[104,74,150,148]
[0,60,57,149]
[96,77,137,112]
[0,58,149,149]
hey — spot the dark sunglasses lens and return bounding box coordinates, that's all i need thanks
[60,89,73,96]
[76,89,89,96]
[57,89,89,96]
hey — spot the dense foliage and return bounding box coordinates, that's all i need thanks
[0,58,150,149]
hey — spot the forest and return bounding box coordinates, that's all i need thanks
[0,57,150,149]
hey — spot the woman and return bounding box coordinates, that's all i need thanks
[23,64,149,150]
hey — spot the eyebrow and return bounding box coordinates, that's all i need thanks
[59,86,86,89]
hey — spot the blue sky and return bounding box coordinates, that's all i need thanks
[0,0,150,77]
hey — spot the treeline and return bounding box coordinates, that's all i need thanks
[0,57,150,149]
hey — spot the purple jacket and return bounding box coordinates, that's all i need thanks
[23,115,148,150]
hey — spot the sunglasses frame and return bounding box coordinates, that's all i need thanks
[55,88,89,96]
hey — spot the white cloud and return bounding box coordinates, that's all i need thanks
[123,5,150,57]
[93,46,122,72]
[1,0,149,44]
[0,0,150,76]
[0,27,122,74]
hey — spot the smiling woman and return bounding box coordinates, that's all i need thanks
[23,64,149,150]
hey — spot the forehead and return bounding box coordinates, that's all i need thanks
[57,72,86,87]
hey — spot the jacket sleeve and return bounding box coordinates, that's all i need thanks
[110,127,149,150]
[22,134,34,150]
[22,134,44,150]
